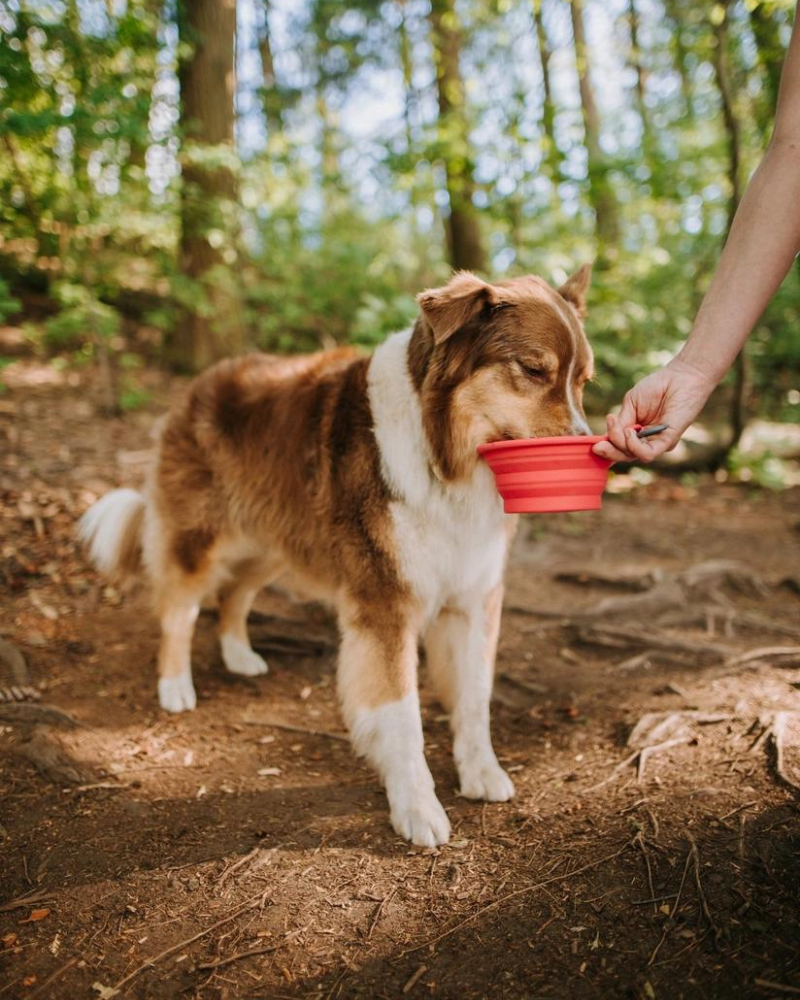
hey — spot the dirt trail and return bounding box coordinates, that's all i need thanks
[1,362,799,999]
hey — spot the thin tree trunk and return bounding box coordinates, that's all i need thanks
[748,0,784,137]
[175,0,244,372]
[711,0,748,452]
[531,0,563,181]
[429,0,486,273]
[256,0,282,135]
[569,0,619,256]
[626,0,651,149]
[662,0,693,122]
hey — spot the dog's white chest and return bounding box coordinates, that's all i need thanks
[367,328,509,617]
[389,467,508,615]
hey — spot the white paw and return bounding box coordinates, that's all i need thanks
[458,758,515,802]
[390,793,451,848]
[158,672,197,713]
[221,636,269,677]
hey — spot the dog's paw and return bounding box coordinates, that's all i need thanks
[458,759,515,802]
[390,794,451,848]
[221,636,269,677]
[158,672,197,713]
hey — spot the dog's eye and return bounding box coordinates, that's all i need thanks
[518,361,548,381]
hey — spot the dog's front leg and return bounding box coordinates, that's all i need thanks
[337,607,450,848]
[424,584,514,802]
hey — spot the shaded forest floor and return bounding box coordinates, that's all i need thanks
[1,349,800,1000]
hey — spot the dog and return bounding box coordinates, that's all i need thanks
[78,267,594,847]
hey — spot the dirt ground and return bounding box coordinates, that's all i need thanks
[1,355,800,1000]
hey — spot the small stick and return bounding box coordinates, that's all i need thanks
[240,719,349,743]
[718,801,757,822]
[401,842,631,957]
[367,887,398,940]
[648,847,693,966]
[690,839,719,942]
[112,888,268,991]
[635,833,657,914]
[402,964,428,994]
[216,846,260,887]
[0,890,55,913]
[27,958,78,998]
[754,980,800,996]
[196,942,285,971]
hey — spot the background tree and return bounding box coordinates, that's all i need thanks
[0,0,798,470]
[174,0,243,371]
[429,0,486,272]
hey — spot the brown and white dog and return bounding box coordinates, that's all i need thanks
[79,268,594,847]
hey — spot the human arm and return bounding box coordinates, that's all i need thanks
[593,8,800,463]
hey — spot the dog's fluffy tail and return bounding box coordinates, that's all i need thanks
[77,488,145,580]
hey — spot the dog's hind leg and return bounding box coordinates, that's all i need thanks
[217,561,283,677]
[424,583,514,803]
[337,603,450,848]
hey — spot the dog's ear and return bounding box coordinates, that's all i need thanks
[558,264,592,318]
[417,271,496,344]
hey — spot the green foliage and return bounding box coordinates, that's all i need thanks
[0,278,21,323]
[43,283,121,350]
[0,0,797,433]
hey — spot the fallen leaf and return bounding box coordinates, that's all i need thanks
[2,932,18,948]
[22,975,37,986]
[257,767,281,777]
[92,982,120,999]
[19,908,50,923]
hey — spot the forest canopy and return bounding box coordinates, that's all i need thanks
[0,0,798,435]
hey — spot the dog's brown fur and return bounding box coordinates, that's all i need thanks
[80,266,595,845]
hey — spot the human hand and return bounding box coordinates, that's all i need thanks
[592,358,718,463]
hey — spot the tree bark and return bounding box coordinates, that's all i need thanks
[429,0,486,273]
[710,0,748,452]
[175,0,244,372]
[256,0,282,136]
[569,0,619,256]
[662,0,693,120]
[748,0,785,137]
[626,0,651,149]
[531,0,563,181]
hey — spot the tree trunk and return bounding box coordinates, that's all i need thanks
[626,0,651,150]
[256,0,282,136]
[429,0,486,273]
[175,0,243,372]
[711,0,748,452]
[531,0,563,181]
[569,0,619,256]
[748,0,784,138]
[663,0,693,120]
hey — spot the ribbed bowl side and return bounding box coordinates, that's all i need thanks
[478,439,612,514]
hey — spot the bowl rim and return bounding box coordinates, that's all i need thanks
[478,434,609,455]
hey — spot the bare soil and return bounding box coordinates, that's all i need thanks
[1,356,800,1000]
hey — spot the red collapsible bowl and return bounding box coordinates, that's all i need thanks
[477,435,612,514]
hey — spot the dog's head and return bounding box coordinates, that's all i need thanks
[409,267,594,481]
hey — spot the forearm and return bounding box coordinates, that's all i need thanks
[676,149,800,385]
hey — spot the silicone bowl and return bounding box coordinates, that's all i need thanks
[477,435,612,514]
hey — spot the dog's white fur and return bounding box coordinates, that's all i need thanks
[79,268,595,848]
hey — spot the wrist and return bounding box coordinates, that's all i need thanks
[669,348,727,390]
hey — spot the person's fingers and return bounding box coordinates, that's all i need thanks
[591,439,630,463]
[605,412,632,455]
[615,391,641,430]
[618,425,681,463]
